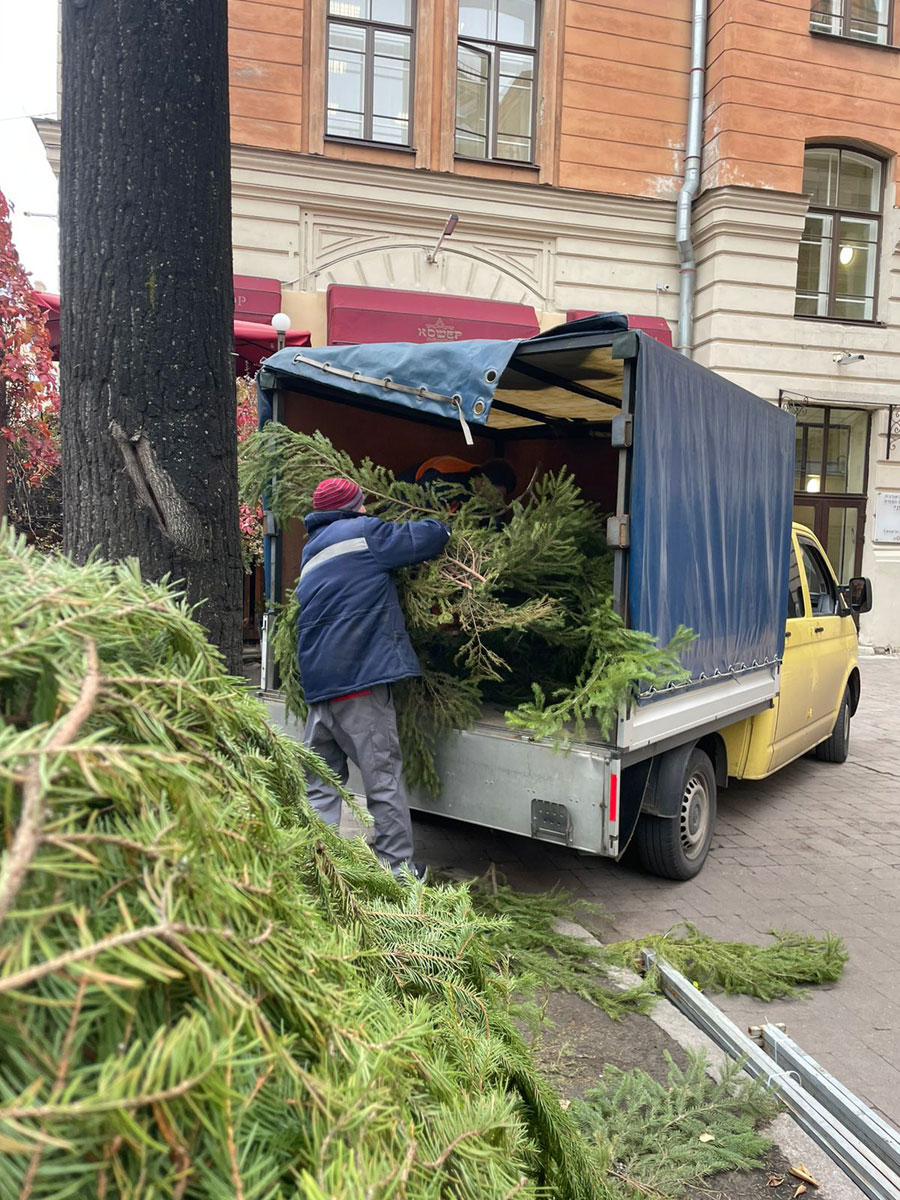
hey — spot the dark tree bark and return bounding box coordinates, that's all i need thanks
[60,0,242,672]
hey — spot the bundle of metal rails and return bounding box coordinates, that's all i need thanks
[644,952,900,1200]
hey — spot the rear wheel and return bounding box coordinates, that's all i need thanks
[815,688,851,764]
[635,748,717,881]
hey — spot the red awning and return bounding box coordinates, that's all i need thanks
[327,284,540,345]
[233,274,282,325]
[233,320,311,371]
[566,310,673,347]
[33,293,310,374]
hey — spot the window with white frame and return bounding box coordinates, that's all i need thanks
[326,0,414,145]
[795,146,883,322]
[455,0,538,163]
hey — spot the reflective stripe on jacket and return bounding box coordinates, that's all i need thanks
[296,510,450,704]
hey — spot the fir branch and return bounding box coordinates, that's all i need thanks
[0,639,99,925]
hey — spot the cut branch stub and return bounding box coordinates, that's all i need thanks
[109,421,210,559]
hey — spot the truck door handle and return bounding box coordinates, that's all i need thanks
[814,626,824,633]
[784,631,791,638]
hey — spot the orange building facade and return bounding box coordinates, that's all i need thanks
[39,0,900,645]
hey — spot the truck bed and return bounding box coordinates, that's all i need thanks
[262,663,778,856]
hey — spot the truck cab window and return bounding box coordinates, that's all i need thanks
[787,548,805,619]
[799,541,838,616]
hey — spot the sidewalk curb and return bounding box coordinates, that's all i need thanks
[555,918,866,1200]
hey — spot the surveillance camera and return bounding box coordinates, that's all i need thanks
[655,282,671,292]
[833,352,865,365]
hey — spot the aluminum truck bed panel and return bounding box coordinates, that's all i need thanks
[621,665,780,758]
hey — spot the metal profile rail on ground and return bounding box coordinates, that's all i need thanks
[642,950,900,1200]
[759,1024,900,1181]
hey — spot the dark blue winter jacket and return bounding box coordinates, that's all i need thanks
[296,510,450,704]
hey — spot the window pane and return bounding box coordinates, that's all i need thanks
[456,130,488,156]
[371,0,413,26]
[794,504,817,534]
[498,0,536,45]
[372,115,409,142]
[848,0,890,41]
[838,151,881,211]
[787,547,806,618]
[327,107,365,139]
[824,408,868,494]
[800,542,838,615]
[797,419,825,492]
[496,51,533,160]
[795,212,832,316]
[456,42,490,153]
[374,29,410,57]
[329,0,370,17]
[826,506,860,582]
[810,0,841,34]
[835,215,877,319]
[459,0,496,40]
[373,34,410,143]
[327,21,365,140]
[329,23,366,52]
[803,147,839,206]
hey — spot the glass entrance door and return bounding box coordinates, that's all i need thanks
[793,405,870,580]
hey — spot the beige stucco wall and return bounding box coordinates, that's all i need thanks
[230,148,900,649]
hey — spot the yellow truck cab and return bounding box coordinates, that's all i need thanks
[721,522,869,780]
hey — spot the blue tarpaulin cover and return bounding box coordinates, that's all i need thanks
[257,324,795,688]
[627,332,795,683]
[257,339,520,428]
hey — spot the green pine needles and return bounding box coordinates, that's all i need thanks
[572,1052,779,1199]
[0,530,605,1200]
[465,881,847,1015]
[611,923,849,1002]
[240,424,694,792]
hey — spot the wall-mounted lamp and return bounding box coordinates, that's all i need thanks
[426,214,459,264]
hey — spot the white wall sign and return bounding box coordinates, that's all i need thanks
[875,492,900,544]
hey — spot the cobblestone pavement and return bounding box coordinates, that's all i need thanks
[409,656,900,1127]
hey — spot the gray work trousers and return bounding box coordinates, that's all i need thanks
[303,684,414,873]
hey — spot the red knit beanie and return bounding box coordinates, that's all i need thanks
[312,477,365,512]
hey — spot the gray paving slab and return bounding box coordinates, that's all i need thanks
[405,656,900,1129]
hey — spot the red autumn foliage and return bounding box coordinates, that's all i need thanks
[237,376,264,567]
[0,188,60,519]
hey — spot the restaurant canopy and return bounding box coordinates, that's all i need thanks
[33,293,311,375]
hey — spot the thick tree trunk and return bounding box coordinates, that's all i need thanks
[60,0,242,672]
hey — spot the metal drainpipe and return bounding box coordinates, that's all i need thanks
[676,0,709,358]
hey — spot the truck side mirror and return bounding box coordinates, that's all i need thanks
[848,576,873,614]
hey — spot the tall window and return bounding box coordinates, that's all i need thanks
[456,0,538,163]
[795,146,882,322]
[810,0,892,45]
[326,0,414,145]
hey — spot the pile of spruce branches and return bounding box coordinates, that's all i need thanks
[0,529,603,1199]
[240,425,694,792]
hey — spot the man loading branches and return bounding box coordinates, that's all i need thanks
[296,476,449,878]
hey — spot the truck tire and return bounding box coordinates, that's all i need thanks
[815,688,851,764]
[635,748,717,881]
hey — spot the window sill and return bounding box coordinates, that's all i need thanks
[810,29,899,52]
[794,313,886,329]
[325,136,416,154]
[454,153,539,171]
